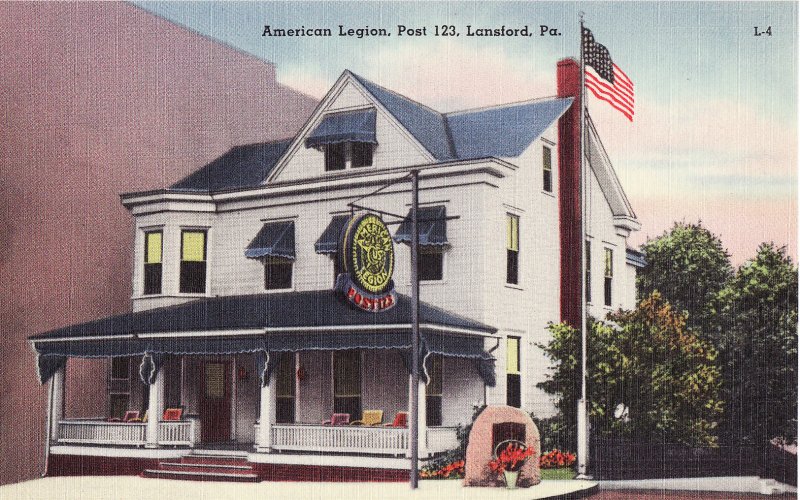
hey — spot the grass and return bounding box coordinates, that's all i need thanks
[540,467,576,480]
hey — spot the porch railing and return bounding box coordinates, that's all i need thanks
[260,424,458,456]
[57,419,196,447]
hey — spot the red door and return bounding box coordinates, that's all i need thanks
[200,361,231,443]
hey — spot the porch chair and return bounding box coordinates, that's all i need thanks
[129,411,147,423]
[321,413,350,425]
[350,409,383,426]
[383,411,408,428]
[122,410,140,422]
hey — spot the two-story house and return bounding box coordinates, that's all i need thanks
[30,59,643,481]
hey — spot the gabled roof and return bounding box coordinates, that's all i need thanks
[446,98,573,159]
[350,72,456,161]
[169,71,573,193]
[170,139,292,193]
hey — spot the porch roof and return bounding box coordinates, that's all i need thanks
[30,290,494,343]
[31,291,497,386]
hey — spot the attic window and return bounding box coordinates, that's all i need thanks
[305,109,377,171]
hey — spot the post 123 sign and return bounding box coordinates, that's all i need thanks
[336,213,397,312]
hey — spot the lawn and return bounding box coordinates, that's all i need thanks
[541,467,576,480]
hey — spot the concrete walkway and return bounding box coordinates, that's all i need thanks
[600,476,797,496]
[0,476,598,500]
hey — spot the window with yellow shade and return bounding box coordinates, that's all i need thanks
[180,230,207,293]
[143,231,162,295]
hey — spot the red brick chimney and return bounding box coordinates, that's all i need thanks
[557,58,583,329]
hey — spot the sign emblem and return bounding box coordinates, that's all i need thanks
[336,213,396,312]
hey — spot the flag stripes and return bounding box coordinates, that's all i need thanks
[582,26,635,122]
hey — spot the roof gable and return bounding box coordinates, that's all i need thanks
[586,114,637,222]
[446,98,572,159]
[350,73,456,161]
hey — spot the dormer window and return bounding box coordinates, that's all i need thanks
[305,108,377,171]
[323,141,373,171]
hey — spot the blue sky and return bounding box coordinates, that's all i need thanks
[135,1,797,262]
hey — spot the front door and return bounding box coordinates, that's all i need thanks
[200,361,231,443]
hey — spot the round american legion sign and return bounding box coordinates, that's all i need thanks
[336,213,397,312]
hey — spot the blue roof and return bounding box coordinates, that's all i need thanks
[168,72,574,194]
[626,248,647,268]
[170,139,292,192]
[350,72,456,161]
[446,98,573,159]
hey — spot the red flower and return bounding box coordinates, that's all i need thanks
[488,443,535,474]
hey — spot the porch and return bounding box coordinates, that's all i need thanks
[52,419,459,457]
[32,291,496,473]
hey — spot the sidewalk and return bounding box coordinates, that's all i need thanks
[0,476,597,500]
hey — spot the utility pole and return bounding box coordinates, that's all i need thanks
[409,169,420,489]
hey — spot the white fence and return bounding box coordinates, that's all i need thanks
[57,419,196,447]
[262,424,458,456]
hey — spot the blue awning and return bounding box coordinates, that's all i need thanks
[393,206,449,246]
[305,109,377,148]
[315,214,350,254]
[30,290,497,385]
[245,221,295,259]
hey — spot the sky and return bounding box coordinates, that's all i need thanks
[135,1,797,265]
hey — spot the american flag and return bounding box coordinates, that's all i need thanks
[582,27,634,121]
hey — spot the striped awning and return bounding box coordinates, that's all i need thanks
[393,206,449,246]
[245,221,295,259]
[305,109,377,148]
[315,214,350,254]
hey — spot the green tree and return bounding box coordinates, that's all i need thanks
[538,292,723,447]
[638,222,733,338]
[717,243,798,445]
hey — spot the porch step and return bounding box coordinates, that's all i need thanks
[181,455,248,465]
[141,468,260,482]
[140,456,258,482]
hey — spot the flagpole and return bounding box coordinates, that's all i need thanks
[576,10,591,480]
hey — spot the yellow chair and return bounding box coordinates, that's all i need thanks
[350,409,383,426]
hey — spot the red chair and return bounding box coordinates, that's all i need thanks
[322,413,350,425]
[383,411,408,428]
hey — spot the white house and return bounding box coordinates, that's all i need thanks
[30,59,643,481]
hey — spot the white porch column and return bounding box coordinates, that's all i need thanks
[407,375,428,458]
[49,364,65,441]
[145,368,164,448]
[256,370,277,452]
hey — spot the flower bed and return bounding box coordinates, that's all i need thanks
[539,449,576,469]
[419,459,465,479]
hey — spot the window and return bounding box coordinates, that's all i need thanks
[179,230,207,293]
[109,357,131,419]
[275,353,296,424]
[419,247,444,281]
[506,337,521,408]
[324,143,346,171]
[604,248,614,307]
[111,357,130,380]
[543,146,553,193]
[585,240,592,303]
[143,231,162,295]
[506,214,520,285]
[324,142,373,171]
[351,142,374,168]
[333,350,361,418]
[265,257,293,290]
[426,354,443,426]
